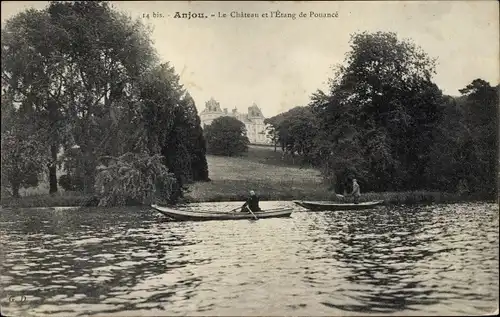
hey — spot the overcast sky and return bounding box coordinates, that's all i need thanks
[2,1,498,117]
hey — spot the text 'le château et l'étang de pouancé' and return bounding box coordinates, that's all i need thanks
[173,10,339,20]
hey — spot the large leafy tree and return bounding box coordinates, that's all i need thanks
[265,107,318,161]
[424,96,468,192]
[2,8,71,194]
[137,63,209,203]
[425,80,498,197]
[264,115,284,152]
[1,1,210,205]
[311,31,444,192]
[2,1,160,194]
[264,113,286,152]
[457,79,498,195]
[205,116,250,156]
[47,1,158,193]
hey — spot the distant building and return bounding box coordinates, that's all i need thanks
[199,98,270,145]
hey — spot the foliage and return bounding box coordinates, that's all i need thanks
[1,95,49,197]
[265,107,318,161]
[1,7,71,194]
[181,93,210,182]
[263,116,282,151]
[94,152,176,206]
[58,174,84,191]
[1,1,209,205]
[204,116,250,156]
[310,31,445,192]
[1,132,48,197]
[57,175,72,192]
[263,31,497,199]
[426,80,498,196]
[139,64,210,203]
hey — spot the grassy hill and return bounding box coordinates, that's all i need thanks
[184,145,481,204]
[185,145,332,202]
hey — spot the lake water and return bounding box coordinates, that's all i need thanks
[1,201,498,316]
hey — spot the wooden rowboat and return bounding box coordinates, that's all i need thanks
[151,204,293,221]
[293,200,384,211]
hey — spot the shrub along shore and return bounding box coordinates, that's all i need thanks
[1,189,494,209]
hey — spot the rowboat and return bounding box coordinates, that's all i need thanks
[293,200,384,211]
[151,204,293,221]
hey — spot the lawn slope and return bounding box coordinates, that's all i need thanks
[185,145,332,202]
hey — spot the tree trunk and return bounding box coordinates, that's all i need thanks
[83,174,96,194]
[11,181,20,198]
[49,144,58,194]
[82,153,96,194]
[47,99,59,195]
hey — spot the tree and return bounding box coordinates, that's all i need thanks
[138,63,209,203]
[1,8,71,194]
[263,116,282,151]
[46,1,159,193]
[204,116,250,156]
[1,95,49,197]
[180,93,210,182]
[424,80,498,198]
[265,107,319,162]
[457,79,498,195]
[425,96,469,192]
[283,107,318,158]
[1,1,210,205]
[311,31,444,191]
[265,113,288,152]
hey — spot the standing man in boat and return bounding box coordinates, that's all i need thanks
[241,190,261,213]
[351,179,361,204]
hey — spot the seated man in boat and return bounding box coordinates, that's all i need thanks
[350,179,361,204]
[241,190,261,213]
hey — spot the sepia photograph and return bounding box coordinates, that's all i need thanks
[1,0,498,316]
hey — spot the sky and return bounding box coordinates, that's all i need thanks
[1,1,499,117]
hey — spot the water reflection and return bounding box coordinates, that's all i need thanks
[1,202,498,316]
[324,207,438,313]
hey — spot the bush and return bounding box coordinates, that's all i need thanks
[204,116,250,156]
[94,152,176,207]
[58,174,84,191]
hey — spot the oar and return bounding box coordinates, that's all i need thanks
[246,205,258,220]
[228,206,241,213]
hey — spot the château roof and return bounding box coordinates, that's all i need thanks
[201,97,223,113]
[201,98,265,121]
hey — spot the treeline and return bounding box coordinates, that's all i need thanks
[265,31,498,198]
[1,1,209,205]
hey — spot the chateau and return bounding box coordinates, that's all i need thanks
[199,98,270,145]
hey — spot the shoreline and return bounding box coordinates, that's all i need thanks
[184,191,496,205]
[5,146,496,209]
[1,191,495,209]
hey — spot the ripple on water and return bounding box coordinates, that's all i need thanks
[0,203,498,316]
